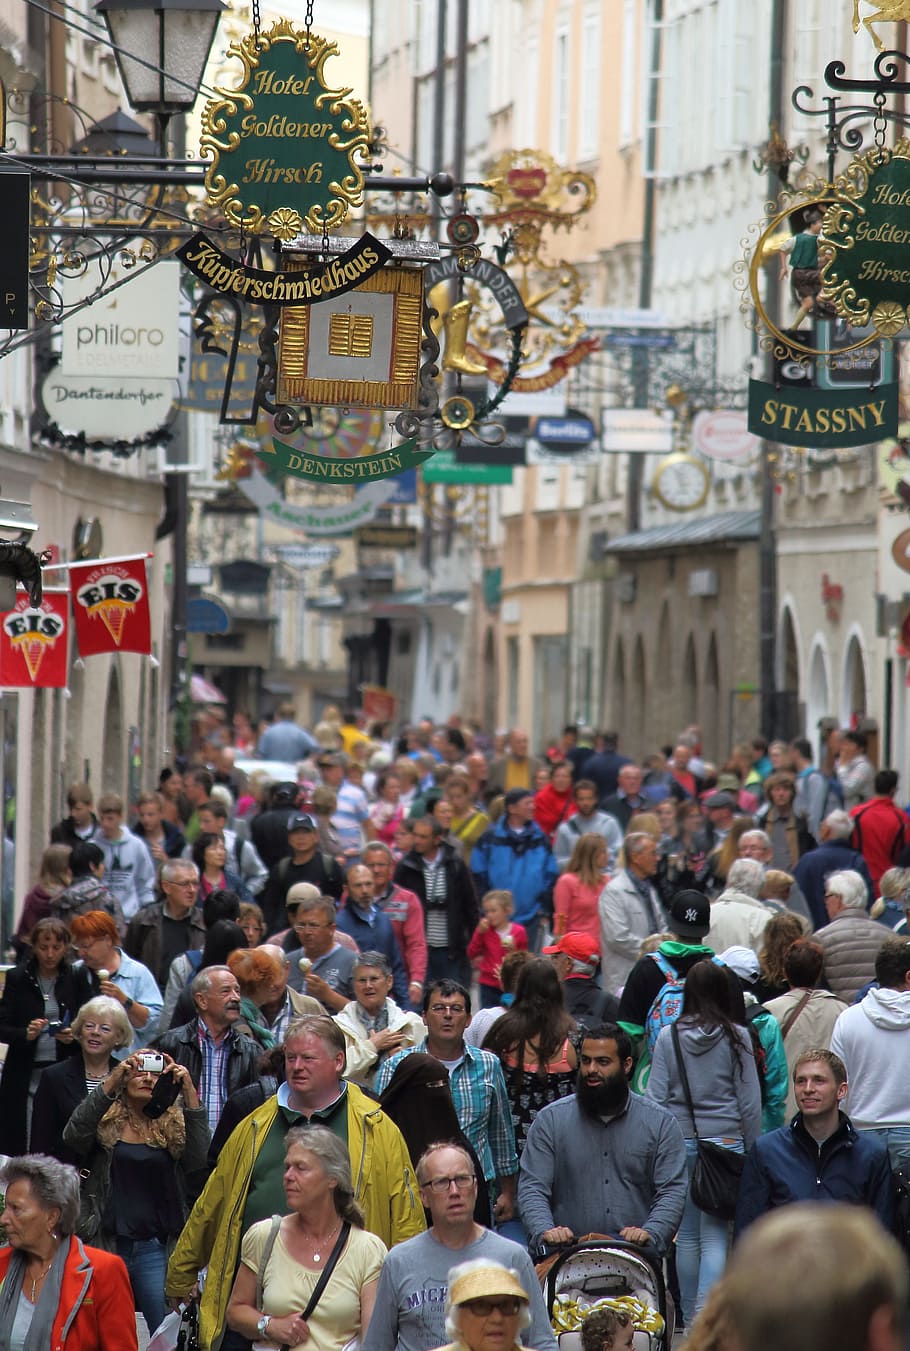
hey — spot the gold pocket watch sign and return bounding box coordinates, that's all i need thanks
[200,21,372,236]
[277,263,425,409]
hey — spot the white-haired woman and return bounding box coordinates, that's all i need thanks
[817,868,891,1002]
[227,1124,386,1351]
[30,994,132,1163]
[0,1153,138,1350]
[435,1259,533,1351]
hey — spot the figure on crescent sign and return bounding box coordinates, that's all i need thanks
[778,210,835,329]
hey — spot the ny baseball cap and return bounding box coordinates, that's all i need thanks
[668,889,711,939]
[288,813,318,833]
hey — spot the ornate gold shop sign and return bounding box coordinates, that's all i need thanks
[200,21,372,236]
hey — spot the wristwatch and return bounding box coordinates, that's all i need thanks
[256,1314,270,1338]
[123,996,134,1012]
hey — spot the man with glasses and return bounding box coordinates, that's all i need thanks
[124,860,204,990]
[363,1142,556,1351]
[375,980,519,1224]
[286,892,355,1013]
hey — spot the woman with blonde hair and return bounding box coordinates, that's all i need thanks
[227,1124,386,1350]
[755,909,807,1003]
[553,834,607,940]
[709,815,757,892]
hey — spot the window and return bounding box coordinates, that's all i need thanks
[579,9,601,159]
[552,27,570,162]
[619,0,637,147]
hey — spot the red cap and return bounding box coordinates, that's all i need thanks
[542,931,600,963]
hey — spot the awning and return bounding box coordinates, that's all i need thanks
[190,673,227,704]
[607,510,761,554]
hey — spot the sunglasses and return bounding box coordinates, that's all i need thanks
[461,1298,523,1317]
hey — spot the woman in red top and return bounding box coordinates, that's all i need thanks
[467,891,528,1008]
[0,1153,138,1350]
[191,832,253,905]
[533,762,575,842]
[552,833,607,942]
[366,769,404,848]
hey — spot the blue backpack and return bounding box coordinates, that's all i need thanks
[644,951,686,1054]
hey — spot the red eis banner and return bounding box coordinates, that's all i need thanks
[71,557,151,657]
[0,590,69,688]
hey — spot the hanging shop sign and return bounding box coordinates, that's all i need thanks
[240,466,398,536]
[41,372,176,440]
[276,265,425,410]
[421,450,513,485]
[747,379,898,447]
[70,557,152,657]
[692,410,760,464]
[0,590,68,688]
[0,171,30,329]
[822,141,910,332]
[61,260,180,380]
[263,433,431,482]
[177,233,391,304]
[199,21,372,236]
[424,255,528,331]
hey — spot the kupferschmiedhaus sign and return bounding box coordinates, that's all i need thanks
[200,21,372,236]
[822,139,910,334]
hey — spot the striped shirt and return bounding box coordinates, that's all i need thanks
[423,854,448,948]
[375,1039,518,1182]
[197,1022,234,1134]
[331,780,369,854]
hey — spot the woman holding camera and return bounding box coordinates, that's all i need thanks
[62,1048,209,1336]
[0,916,87,1156]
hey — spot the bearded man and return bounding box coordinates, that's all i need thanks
[517,1023,687,1254]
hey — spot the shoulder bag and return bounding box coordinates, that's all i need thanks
[670,1022,744,1221]
[256,1216,351,1351]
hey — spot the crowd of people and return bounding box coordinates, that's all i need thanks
[1,706,908,1350]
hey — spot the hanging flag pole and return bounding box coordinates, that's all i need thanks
[42,552,154,574]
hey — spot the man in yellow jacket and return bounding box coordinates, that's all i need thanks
[166,1014,424,1350]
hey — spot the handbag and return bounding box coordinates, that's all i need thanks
[147,1300,199,1351]
[670,1022,745,1221]
[255,1216,351,1351]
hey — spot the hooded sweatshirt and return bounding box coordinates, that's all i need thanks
[830,987,910,1128]
[646,1019,763,1147]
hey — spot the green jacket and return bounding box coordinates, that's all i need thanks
[165,1084,424,1350]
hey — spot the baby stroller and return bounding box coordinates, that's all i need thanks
[540,1238,671,1351]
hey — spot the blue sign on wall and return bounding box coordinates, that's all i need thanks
[187,596,232,634]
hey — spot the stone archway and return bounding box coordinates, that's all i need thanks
[841,631,868,727]
[629,635,646,757]
[806,641,831,751]
[610,637,626,736]
[702,633,720,759]
[482,627,497,735]
[682,634,698,728]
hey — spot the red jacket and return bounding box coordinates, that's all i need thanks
[467,921,529,988]
[376,881,428,986]
[850,796,910,889]
[0,1236,138,1351]
[533,785,576,841]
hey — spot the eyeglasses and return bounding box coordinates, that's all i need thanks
[421,1173,474,1193]
[294,920,331,931]
[461,1299,523,1317]
[428,1003,466,1015]
[171,879,198,889]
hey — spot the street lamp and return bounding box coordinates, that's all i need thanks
[94,0,224,124]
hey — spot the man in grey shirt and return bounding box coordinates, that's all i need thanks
[518,1023,687,1255]
[363,1142,556,1351]
[554,779,623,871]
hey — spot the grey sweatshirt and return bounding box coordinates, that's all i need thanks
[646,1020,763,1148]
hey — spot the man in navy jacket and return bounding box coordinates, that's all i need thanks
[734,1048,894,1238]
[471,789,559,951]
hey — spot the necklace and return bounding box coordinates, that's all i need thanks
[28,1260,53,1302]
[297,1220,340,1263]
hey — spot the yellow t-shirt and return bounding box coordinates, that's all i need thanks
[241,1220,387,1351]
[504,758,533,791]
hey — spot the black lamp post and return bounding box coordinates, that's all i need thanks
[94,0,225,149]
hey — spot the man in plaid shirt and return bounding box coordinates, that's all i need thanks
[375,978,518,1221]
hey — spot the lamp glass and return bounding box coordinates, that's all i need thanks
[97,2,222,113]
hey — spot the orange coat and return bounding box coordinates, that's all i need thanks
[0,1236,138,1351]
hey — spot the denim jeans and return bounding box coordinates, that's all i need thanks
[426,949,472,987]
[115,1235,167,1336]
[864,1126,910,1171]
[676,1137,742,1324]
[479,983,503,1009]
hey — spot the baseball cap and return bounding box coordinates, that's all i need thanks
[719,945,761,984]
[504,787,534,808]
[288,813,318,833]
[542,932,601,964]
[668,889,711,939]
[705,791,737,811]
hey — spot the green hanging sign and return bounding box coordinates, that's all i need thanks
[263,434,433,482]
[200,21,372,237]
[747,379,898,447]
[823,140,910,334]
